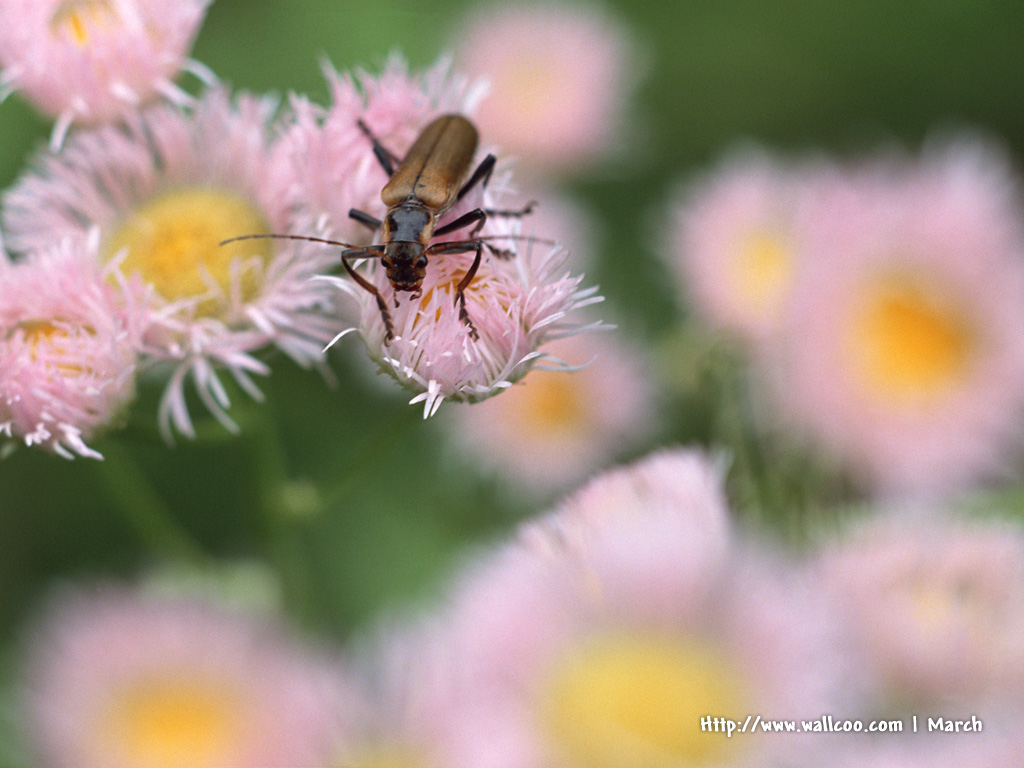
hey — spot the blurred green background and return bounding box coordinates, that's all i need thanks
[2,0,1024,716]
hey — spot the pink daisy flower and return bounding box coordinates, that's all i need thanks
[0,0,214,149]
[283,55,603,415]
[443,330,658,496]
[3,88,343,438]
[22,584,348,768]
[667,146,833,344]
[0,237,141,459]
[451,1,640,178]
[768,138,1024,496]
[815,510,1024,709]
[419,450,849,768]
[324,237,603,417]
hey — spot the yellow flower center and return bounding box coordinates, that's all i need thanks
[105,188,273,319]
[13,320,90,375]
[416,271,466,323]
[536,632,749,768]
[512,370,588,438]
[845,273,975,407]
[99,676,246,768]
[343,745,432,768]
[50,0,118,46]
[412,262,510,330]
[729,229,793,323]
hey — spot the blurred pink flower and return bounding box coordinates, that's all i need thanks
[3,88,342,438]
[507,187,598,272]
[452,1,639,179]
[0,238,141,459]
[831,731,1020,768]
[23,584,347,768]
[816,510,1024,709]
[444,331,658,495]
[768,139,1024,496]
[332,619,472,768]
[421,450,848,768]
[667,146,833,344]
[0,0,214,148]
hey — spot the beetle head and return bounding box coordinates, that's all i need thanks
[382,241,428,293]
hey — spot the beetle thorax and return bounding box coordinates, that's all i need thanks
[383,201,434,246]
[380,201,434,292]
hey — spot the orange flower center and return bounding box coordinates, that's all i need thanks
[845,272,976,408]
[98,674,246,768]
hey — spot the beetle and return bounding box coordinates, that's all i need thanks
[222,113,531,343]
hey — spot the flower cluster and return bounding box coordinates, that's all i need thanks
[668,137,1024,497]
[24,449,1024,768]
[7,5,1024,768]
[0,4,602,456]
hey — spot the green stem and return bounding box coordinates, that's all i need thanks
[247,403,315,626]
[713,357,766,526]
[95,440,209,565]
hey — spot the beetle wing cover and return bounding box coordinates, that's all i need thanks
[382,114,479,210]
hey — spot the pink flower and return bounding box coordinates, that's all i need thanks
[667,146,833,344]
[399,450,848,768]
[443,330,658,496]
[0,0,214,148]
[506,186,598,273]
[768,138,1024,496]
[325,237,603,416]
[332,620,474,768]
[831,732,1020,768]
[815,510,1024,709]
[22,584,348,768]
[451,1,640,179]
[0,237,140,459]
[283,55,603,415]
[3,88,343,438]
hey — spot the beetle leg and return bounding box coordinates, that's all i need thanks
[434,208,486,237]
[340,248,395,344]
[455,243,484,340]
[484,200,536,219]
[425,240,484,339]
[356,119,400,177]
[457,153,495,201]
[348,208,383,232]
[455,153,534,218]
[436,202,536,241]
[473,201,537,239]
[483,242,516,260]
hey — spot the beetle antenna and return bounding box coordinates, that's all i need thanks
[219,233,368,250]
[476,234,559,247]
